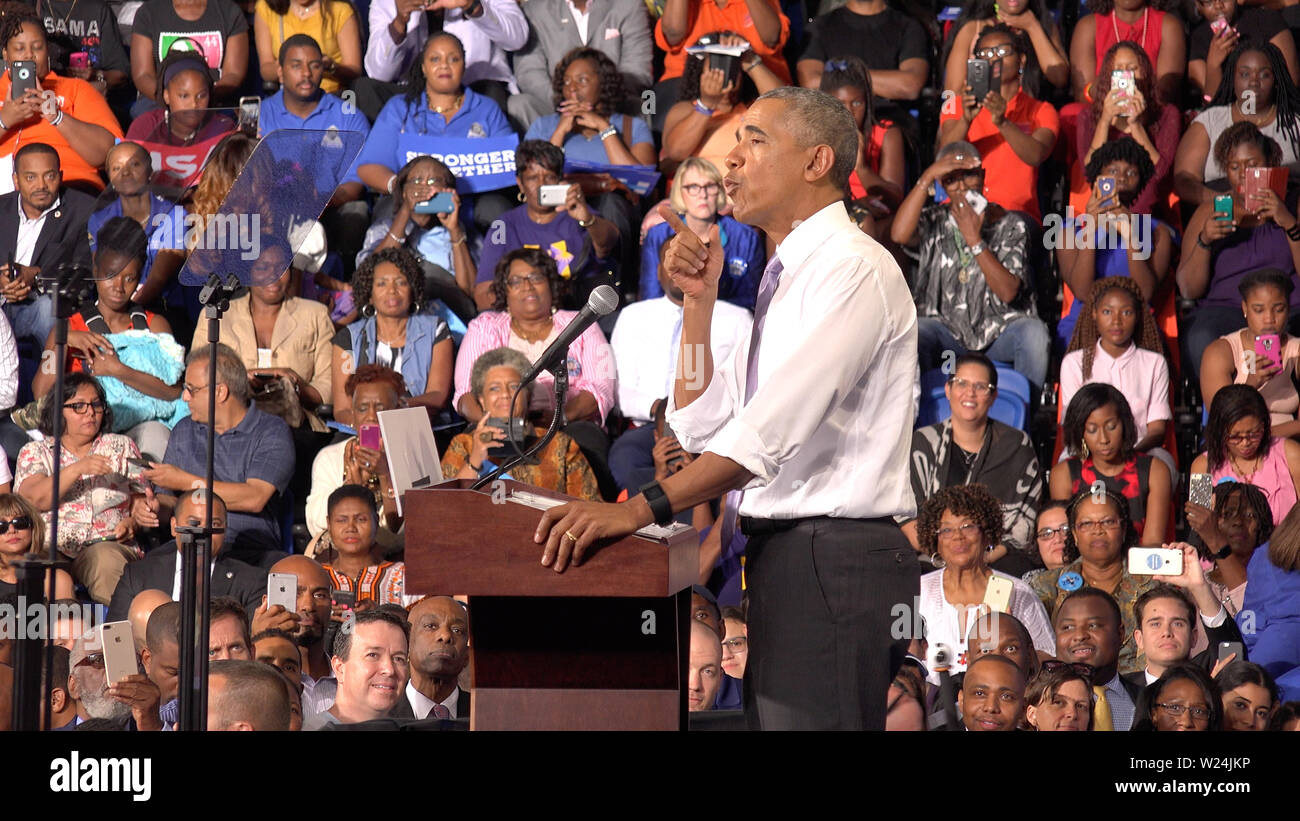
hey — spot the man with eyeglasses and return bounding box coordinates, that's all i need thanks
[140,343,296,566]
[900,352,1041,575]
[891,141,1050,394]
[259,34,372,279]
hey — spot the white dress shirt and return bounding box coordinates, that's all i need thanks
[364,0,529,88]
[565,0,592,43]
[15,196,60,267]
[405,680,460,719]
[611,295,751,423]
[171,551,228,601]
[667,201,919,520]
[0,310,17,411]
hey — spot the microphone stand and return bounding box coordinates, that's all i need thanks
[11,264,87,731]
[175,273,240,732]
[472,361,567,491]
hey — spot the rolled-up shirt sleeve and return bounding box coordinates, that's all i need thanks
[672,256,891,487]
[475,0,528,50]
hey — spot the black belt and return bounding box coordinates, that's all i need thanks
[739,515,899,537]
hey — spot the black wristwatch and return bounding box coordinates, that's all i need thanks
[639,481,674,526]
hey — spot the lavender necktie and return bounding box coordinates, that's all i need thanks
[744,255,784,403]
[430,703,452,719]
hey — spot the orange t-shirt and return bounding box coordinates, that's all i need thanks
[0,72,123,191]
[939,87,1058,221]
[654,0,791,84]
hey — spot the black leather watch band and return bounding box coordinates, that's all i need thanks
[639,481,674,526]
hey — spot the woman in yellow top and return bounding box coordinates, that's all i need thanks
[253,0,362,94]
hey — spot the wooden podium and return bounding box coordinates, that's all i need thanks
[404,479,699,730]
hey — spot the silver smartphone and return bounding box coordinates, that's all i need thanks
[99,621,138,686]
[539,184,570,207]
[267,572,297,612]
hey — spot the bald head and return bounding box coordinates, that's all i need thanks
[688,621,723,712]
[269,555,332,645]
[172,490,229,555]
[129,589,172,651]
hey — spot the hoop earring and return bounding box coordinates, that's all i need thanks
[517,191,526,202]
[1080,441,1089,460]
[360,303,375,318]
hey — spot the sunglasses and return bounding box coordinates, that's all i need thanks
[0,515,32,534]
[75,652,105,669]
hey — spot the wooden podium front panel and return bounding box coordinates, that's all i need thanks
[404,482,698,598]
[471,689,680,731]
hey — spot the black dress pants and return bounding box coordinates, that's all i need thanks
[742,516,920,730]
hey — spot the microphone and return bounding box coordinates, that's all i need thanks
[518,285,619,385]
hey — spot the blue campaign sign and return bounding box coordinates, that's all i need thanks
[408,135,521,194]
[563,159,662,196]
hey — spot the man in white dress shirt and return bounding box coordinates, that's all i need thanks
[534,87,921,730]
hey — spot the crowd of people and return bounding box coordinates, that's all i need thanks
[3,0,1300,731]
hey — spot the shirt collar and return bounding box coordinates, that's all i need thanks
[1093,339,1137,365]
[18,196,60,225]
[769,201,854,284]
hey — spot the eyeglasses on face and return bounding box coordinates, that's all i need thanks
[408,176,454,188]
[0,515,32,534]
[181,382,209,396]
[1156,702,1212,721]
[63,400,107,415]
[722,637,747,652]
[974,45,1016,60]
[948,376,994,396]
[681,182,721,197]
[1225,429,1266,445]
[506,272,548,290]
[936,522,980,540]
[1036,524,1070,540]
[1074,517,1121,532]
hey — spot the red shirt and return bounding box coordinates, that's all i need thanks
[0,72,122,191]
[939,87,1058,220]
[654,0,791,83]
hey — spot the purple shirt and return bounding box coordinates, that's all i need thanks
[1204,221,1300,309]
[475,204,596,285]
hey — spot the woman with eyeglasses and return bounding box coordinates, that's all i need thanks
[639,158,765,310]
[1032,502,1071,572]
[915,484,1056,686]
[329,246,455,428]
[441,346,599,500]
[941,0,1069,95]
[360,155,478,311]
[14,374,145,605]
[1051,383,1171,546]
[1023,662,1094,731]
[0,492,73,600]
[714,604,746,711]
[1192,383,1300,526]
[938,23,1057,222]
[1132,662,1223,731]
[1186,481,1271,617]
[1215,659,1279,730]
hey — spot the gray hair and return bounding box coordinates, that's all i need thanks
[937,140,982,163]
[756,86,858,191]
[470,347,533,403]
[187,342,250,405]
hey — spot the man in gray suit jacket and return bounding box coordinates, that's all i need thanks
[510,0,654,128]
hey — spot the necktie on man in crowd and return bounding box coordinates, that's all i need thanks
[430,703,452,719]
[1093,685,1114,732]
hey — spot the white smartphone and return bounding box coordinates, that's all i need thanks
[1189,473,1214,508]
[538,183,570,207]
[98,621,138,686]
[964,189,988,215]
[983,576,1014,612]
[267,572,297,612]
[1128,547,1183,576]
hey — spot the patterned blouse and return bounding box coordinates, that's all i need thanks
[441,427,601,502]
[323,561,407,606]
[913,204,1038,351]
[15,433,141,557]
[1028,558,1157,676]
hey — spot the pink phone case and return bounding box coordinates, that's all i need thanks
[359,424,381,450]
[1256,334,1282,371]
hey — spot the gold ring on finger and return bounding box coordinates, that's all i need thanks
[565,530,578,543]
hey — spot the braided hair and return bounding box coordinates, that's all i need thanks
[1062,486,1136,563]
[0,6,41,51]
[1209,40,1300,161]
[1066,277,1163,382]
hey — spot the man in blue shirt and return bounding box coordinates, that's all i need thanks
[259,34,371,278]
[142,343,295,567]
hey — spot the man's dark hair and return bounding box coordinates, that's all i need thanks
[145,601,183,653]
[1056,587,1123,631]
[514,139,564,176]
[1133,584,1196,631]
[1083,136,1156,192]
[1238,267,1296,301]
[39,373,113,437]
[96,216,149,269]
[186,342,251,405]
[211,596,251,648]
[14,141,59,170]
[327,483,378,522]
[332,606,410,661]
[209,659,292,730]
[279,33,323,64]
[252,628,297,645]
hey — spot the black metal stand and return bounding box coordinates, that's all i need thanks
[11,264,89,731]
[175,273,240,732]
[471,362,568,491]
